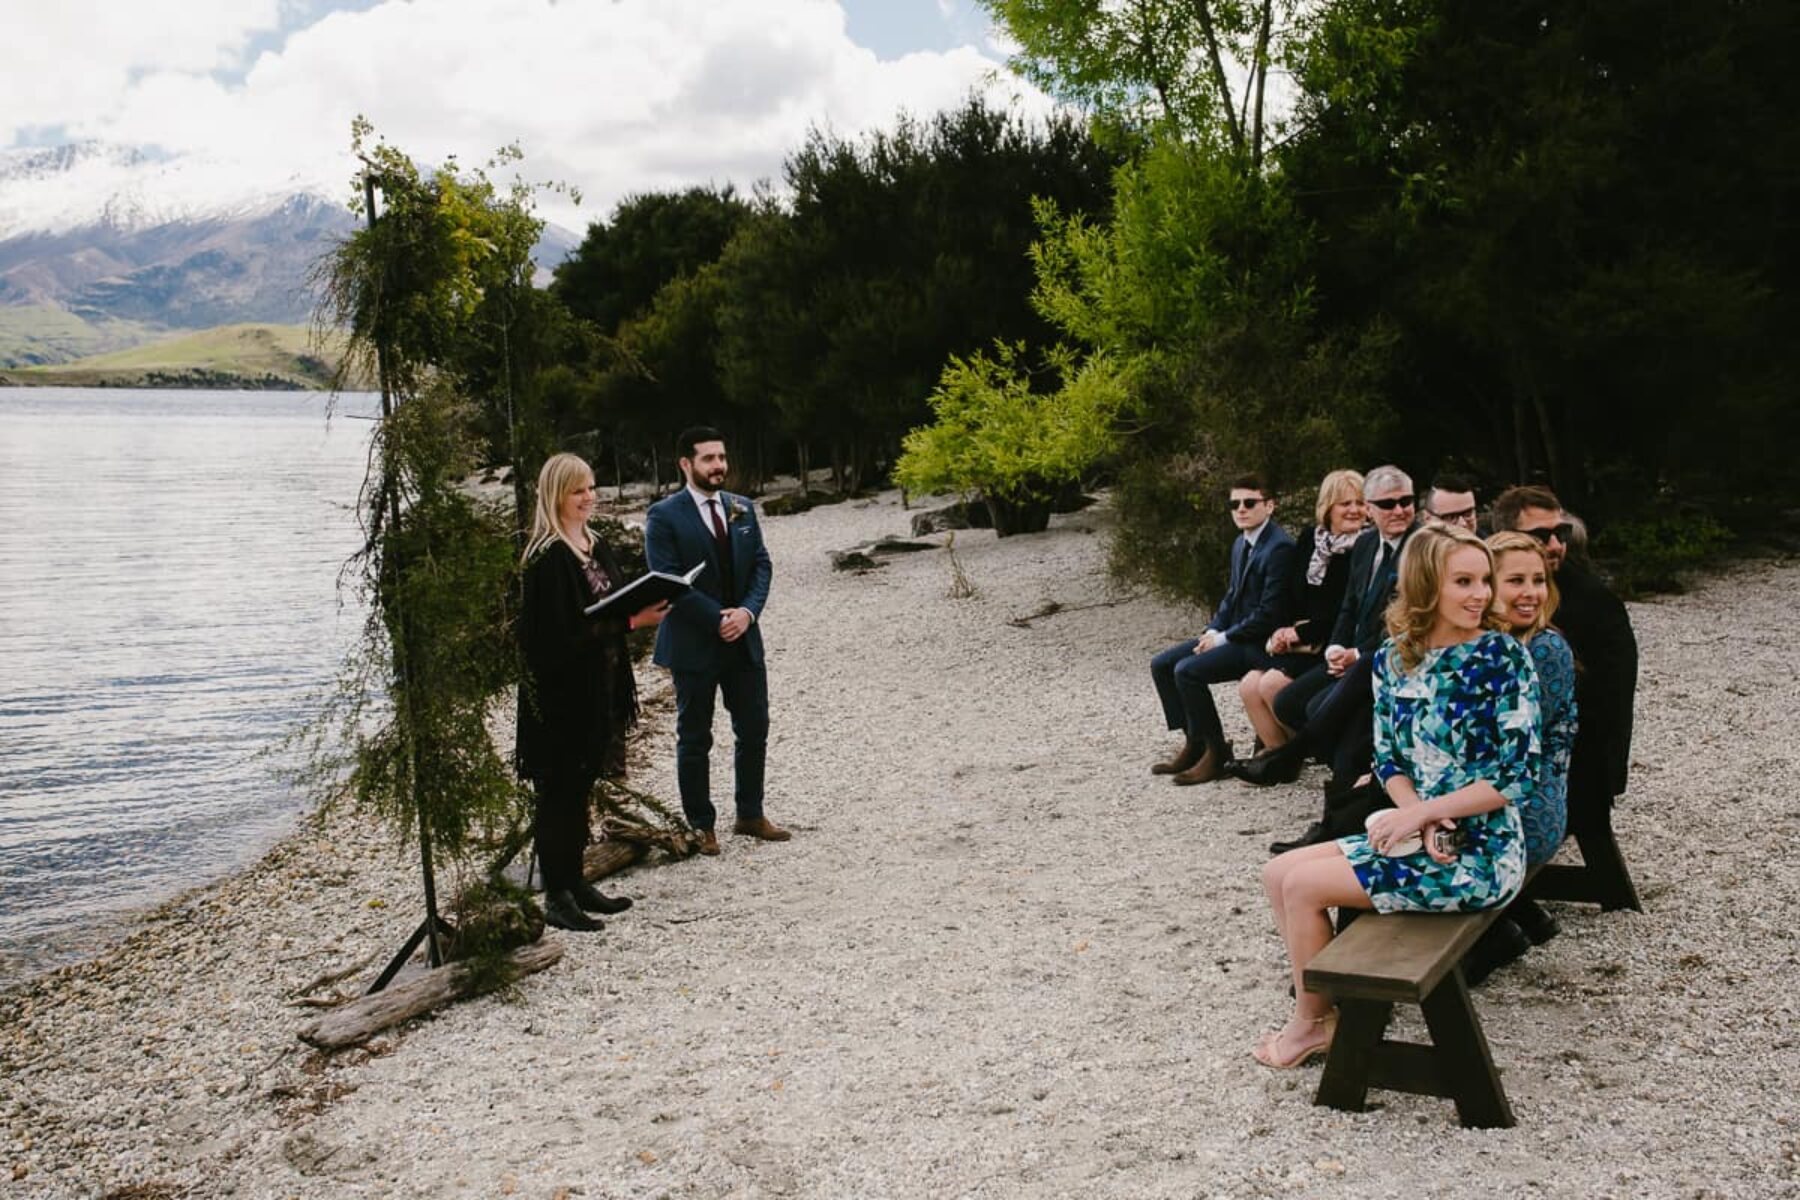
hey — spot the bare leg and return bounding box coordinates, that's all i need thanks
[1250,670,1296,749]
[1255,844,1372,1065]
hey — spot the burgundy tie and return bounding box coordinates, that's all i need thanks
[707,498,728,547]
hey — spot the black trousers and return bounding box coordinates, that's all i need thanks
[1273,653,1378,790]
[533,765,597,892]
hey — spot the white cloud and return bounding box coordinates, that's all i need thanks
[0,0,282,134]
[7,0,1054,231]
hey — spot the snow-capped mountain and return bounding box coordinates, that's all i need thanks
[0,142,340,239]
[0,142,579,354]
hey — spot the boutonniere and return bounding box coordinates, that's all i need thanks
[728,499,750,525]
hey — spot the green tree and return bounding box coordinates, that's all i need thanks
[551,186,751,334]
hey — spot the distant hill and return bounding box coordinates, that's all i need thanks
[0,323,370,390]
[0,142,580,366]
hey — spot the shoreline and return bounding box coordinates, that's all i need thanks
[5,490,1798,1198]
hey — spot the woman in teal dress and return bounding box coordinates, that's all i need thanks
[1489,530,1577,866]
[1254,525,1540,1069]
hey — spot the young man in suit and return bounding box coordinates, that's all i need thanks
[1149,474,1297,785]
[1488,487,1641,933]
[643,427,788,855]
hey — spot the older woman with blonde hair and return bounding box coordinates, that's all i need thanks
[516,452,670,933]
[1237,468,1366,752]
[1252,525,1540,1069]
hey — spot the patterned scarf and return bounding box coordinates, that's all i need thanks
[1306,525,1360,586]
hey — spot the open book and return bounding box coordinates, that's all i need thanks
[584,561,706,617]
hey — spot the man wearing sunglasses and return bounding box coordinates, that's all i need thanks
[1233,466,1420,830]
[1150,474,1297,784]
[1422,474,1481,533]
[1491,485,1640,914]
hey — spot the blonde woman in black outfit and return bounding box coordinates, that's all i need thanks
[516,453,669,932]
[1236,469,1366,752]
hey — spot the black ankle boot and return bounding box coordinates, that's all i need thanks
[543,889,604,932]
[572,881,633,915]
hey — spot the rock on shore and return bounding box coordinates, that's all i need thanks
[3,490,1797,1199]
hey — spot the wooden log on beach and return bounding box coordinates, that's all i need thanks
[584,839,645,880]
[298,938,565,1050]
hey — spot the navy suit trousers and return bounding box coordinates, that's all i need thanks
[672,646,768,831]
[1151,638,1268,751]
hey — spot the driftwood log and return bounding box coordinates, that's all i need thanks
[298,938,564,1049]
[298,839,649,1049]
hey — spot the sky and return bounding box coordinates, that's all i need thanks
[1,0,1051,232]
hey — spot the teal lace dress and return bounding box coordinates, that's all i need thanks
[1522,629,1577,866]
[1338,631,1540,913]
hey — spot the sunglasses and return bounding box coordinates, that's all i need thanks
[1430,506,1477,522]
[1368,495,1416,511]
[1526,523,1576,544]
[1227,497,1267,511]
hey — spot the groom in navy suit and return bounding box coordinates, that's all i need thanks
[644,427,788,855]
[1149,474,1296,784]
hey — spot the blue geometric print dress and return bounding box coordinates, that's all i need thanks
[1338,631,1540,914]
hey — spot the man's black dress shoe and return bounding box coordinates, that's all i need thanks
[1232,748,1303,787]
[1461,918,1531,986]
[572,881,633,915]
[1510,898,1560,946]
[543,890,604,932]
[1268,821,1333,856]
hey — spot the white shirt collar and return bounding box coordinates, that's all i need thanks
[687,483,723,517]
[1242,519,1269,547]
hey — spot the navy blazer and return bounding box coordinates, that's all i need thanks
[643,489,774,673]
[1211,520,1296,643]
[1327,524,1418,652]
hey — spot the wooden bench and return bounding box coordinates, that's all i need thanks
[1301,894,1527,1129]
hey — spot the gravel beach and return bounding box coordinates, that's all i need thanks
[4,490,1797,1199]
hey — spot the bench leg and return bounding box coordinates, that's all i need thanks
[1313,998,1392,1113]
[1418,968,1514,1129]
[1527,811,1642,912]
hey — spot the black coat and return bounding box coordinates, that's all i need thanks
[515,537,639,782]
[1328,524,1418,652]
[1284,526,1356,651]
[1554,561,1638,810]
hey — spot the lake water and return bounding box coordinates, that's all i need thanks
[0,388,379,988]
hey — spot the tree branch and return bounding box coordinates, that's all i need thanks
[1193,1,1245,152]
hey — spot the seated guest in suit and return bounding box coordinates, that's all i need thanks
[1231,465,1419,799]
[1421,473,1480,533]
[1237,469,1365,754]
[1253,525,1539,1068]
[1489,485,1640,937]
[1150,474,1297,785]
[516,453,670,933]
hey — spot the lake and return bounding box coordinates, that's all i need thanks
[0,388,380,988]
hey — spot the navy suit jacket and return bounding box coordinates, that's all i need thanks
[643,489,773,672]
[1210,521,1296,643]
[1328,524,1418,652]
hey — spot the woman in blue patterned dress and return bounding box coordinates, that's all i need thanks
[1489,531,1577,865]
[1254,525,1540,1069]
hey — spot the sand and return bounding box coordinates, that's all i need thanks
[3,489,1797,1199]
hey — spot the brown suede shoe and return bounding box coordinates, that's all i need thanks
[732,816,792,842]
[1151,739,1201,776]
[696,830,720,856]
[1172,741,1230,785]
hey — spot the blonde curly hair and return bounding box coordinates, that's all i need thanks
[1383,524,1500,671]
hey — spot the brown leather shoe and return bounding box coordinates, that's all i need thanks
[731,816,792,842]
[1151,739,1201,776]
[696,829,720,856]
[1172,741,1230,785]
